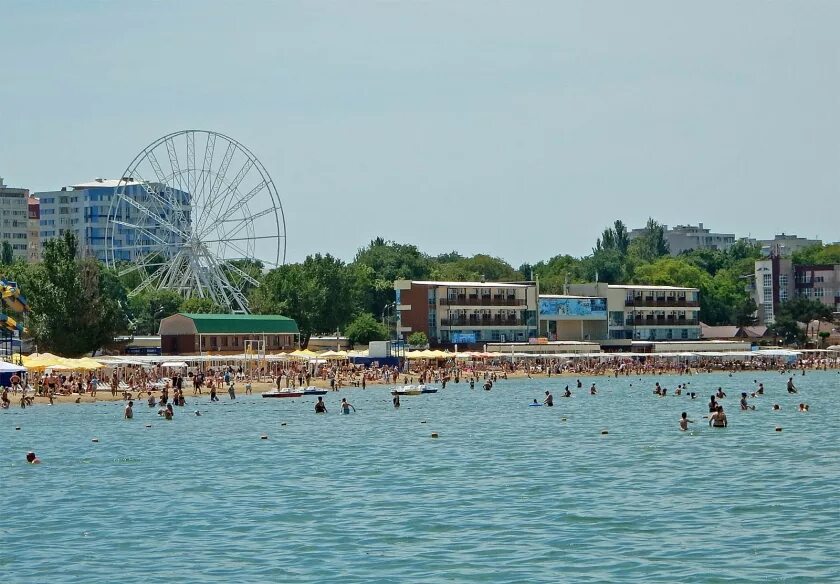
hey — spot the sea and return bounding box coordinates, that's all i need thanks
[1,371,838,583]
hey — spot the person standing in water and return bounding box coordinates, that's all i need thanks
[679,412,694,431]
[340,398,355,414]
[124,400,134,419]
[315,397,327,414]
[393,394,400,408]
[786,378,798,394]
[544,391,554,406]
[709,405,727,428]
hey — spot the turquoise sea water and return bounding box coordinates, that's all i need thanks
[2,371,839,583]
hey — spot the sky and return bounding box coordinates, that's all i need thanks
[1,1,837,268]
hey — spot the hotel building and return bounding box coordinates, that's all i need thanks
[567,283,701,341]
[394,280,538,347]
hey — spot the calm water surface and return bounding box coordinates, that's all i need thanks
[2,371,839,583]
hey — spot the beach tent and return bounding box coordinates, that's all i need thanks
[0,360,26,373]
[161,361,189,368]
[320,350,349,360]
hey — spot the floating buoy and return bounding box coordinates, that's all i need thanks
[775,426,783,432]
[260,434,268,440]
[91,438,99,443]
[431,432,439,438]
[561,417,567,421]
[145,424,152,428]
[600,430,609,435]
[15,426,20,431]
[420,420,427,424]
[280,422,287,426]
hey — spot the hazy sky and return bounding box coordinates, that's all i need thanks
[1,1,837,267]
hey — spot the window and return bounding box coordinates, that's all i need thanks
[681,329,688,339]
[814,287,824,298]
[763,274,772,287]
[779,288,788,301]
[779,275,788,287]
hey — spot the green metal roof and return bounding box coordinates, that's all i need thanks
[180,313,300,335]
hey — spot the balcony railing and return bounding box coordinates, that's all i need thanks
[439,297,526,307]
[625,318,699,327]
[440,317,526,327]
[625,297,699,308]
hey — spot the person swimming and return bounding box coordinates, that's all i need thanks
[26,451,41,464]
[544,391,553,406]
[340,398,355,414]
[679,412,694,431]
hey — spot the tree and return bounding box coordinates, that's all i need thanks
[775,297,835,338]
[430,254,522,282]
[25,232,128,355]
[628,218,670,263]
[407,331,428,347]
[769,314,805,346]
[1,241,13,265]
[180,297,225,314]
[792,243,840,266]
[128,289,184,335]
[250,254,357,346]
[353,238,432,314]
[344,312,388,345]
[529,254,584,293]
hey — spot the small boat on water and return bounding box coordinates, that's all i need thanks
[391,385,422,396]
[261,389,304,398]
[302,387,328,396]
[391,384,437,396]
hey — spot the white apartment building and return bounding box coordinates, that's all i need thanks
[629,223,736,255]
[568,283,701,341]
[0,177,31,261]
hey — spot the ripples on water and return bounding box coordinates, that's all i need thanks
[2,371,839,582]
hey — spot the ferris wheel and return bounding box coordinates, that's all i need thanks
[105,130,285,313]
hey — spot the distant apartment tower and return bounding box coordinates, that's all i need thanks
[568,283,701,341]
[752,258,839,324]
[394,280,538,347]
[0,177,31,261]
[758,234,822,257]
[27,196,40,262]
[36,178,190,262]
[629,223,736,255]
[753,257,793,325]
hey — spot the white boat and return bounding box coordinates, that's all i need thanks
[391,385,422,396]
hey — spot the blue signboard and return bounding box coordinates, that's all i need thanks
[451,332,477,343]
[539,297,607,319]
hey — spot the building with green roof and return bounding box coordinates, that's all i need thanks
[158,313,300,355]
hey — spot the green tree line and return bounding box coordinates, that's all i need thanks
[4,224,837,355]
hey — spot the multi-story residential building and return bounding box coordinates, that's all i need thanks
[629,223,736,255]
[758,234,822,257]
[0,177,32,261]
[568,283,701,341]
[394,280,538,347]
[27,196,40,262]
[794,265,840,314]
[753,257,840,324]
[36,178,190,262]
[753,257,793,325]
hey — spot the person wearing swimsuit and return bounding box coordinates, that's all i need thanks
[709,405,727,428]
